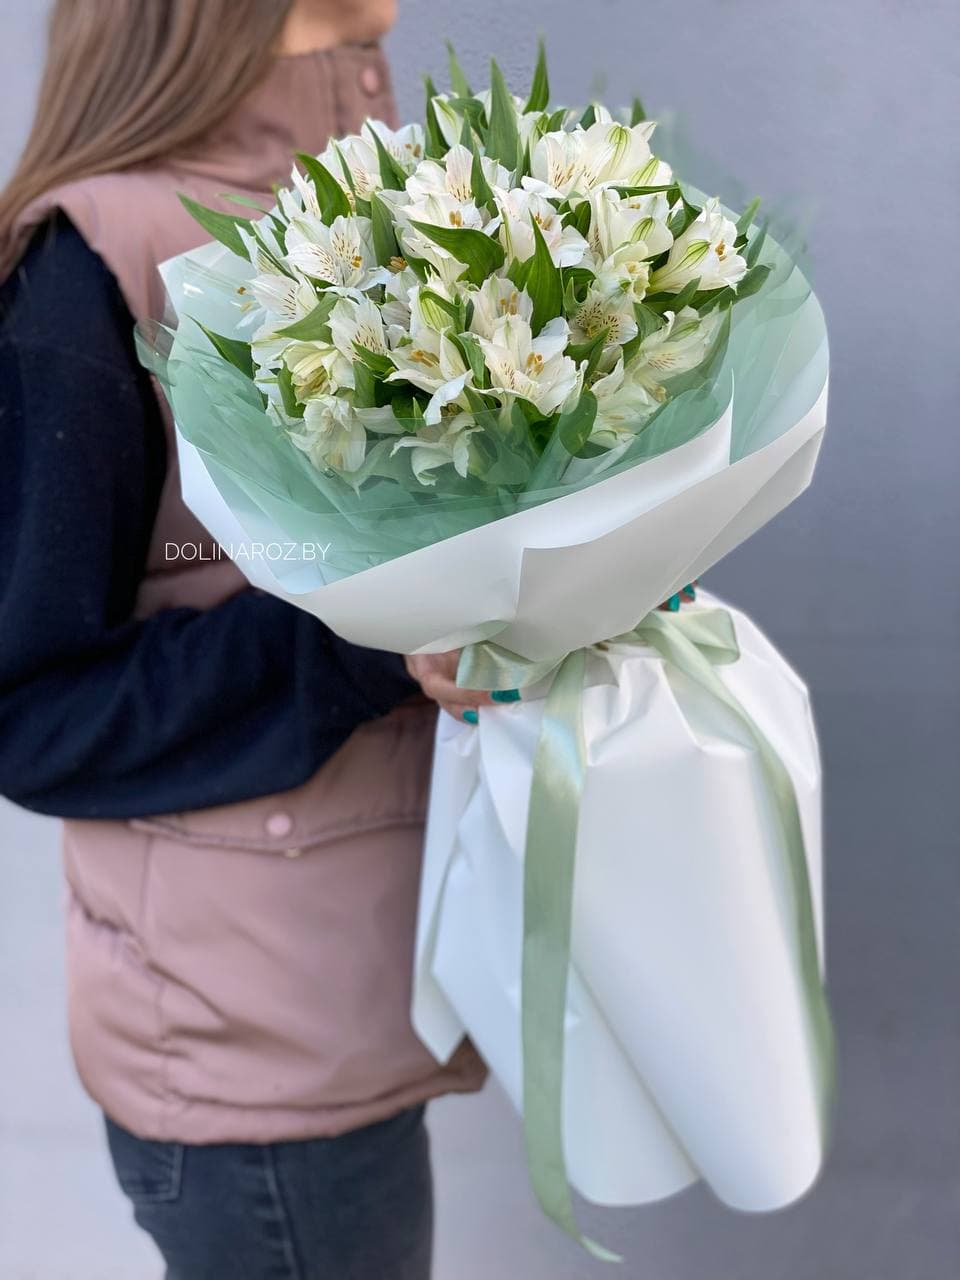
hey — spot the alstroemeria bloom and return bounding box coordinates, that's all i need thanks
[468,277,534,341]
[478,315,579,415]
[590,355,661,447]
[569,288,639,347]
[248,272,320,375]
[406,144,510,207]
[587,187,674,262]
[290,395,368,474]
[631,307,722,397]
[387,290,472,423]
[525,120,672,200]
[327,294,390,388]
[391,412,480,485]
[650,198,747,293]
[283,341,342,400]
[284,213,378,289]
[313,122,426,205]
[495,186,588,267]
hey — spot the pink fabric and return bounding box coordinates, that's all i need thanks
[17,45,485,1143]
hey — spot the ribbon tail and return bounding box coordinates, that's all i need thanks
[639,612,837,1139]
[521,646,621,1263]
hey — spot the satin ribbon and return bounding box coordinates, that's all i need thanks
[457,607,836,1259]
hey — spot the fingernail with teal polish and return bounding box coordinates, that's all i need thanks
[491,688,521,703]
[462,709,479,725]
[684,583,696,598]
[667,593,681,612]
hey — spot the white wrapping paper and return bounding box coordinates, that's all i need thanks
[413,594,826,1209]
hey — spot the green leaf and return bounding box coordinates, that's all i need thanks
[419,288,462,328]
[367,126,408,191]
[562,200,591,236]
[456,331,487,386]
[276,364,304,419]
[446,42,472,97]
[736,196,762,240]
[353,360,378,408]
[526,216,563,334]
[486,59,520,171]
[409,220,505,285]
[466,136,498,217]
[507,256,532,289]
[219,193,269,213]
[424,76,447,158]
[197,323,255,380]
[354,345,395,378]
[634,301,664,342]
[579,103,597,129]
[276,294,336,340]
[178,194,253,260]
[524,39,550,113]
[557,389,598,453]
[295,153,351,223]
[567,330,607,382]
[629,96,647,126]
[732,262,771,299]
[370,194,401,266]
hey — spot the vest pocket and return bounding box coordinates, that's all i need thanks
[105,1116,183,1204]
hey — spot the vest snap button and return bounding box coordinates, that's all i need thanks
[265,811,293,838]
[283,847,303,859]
[360,65,381,96]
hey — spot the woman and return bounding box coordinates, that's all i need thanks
[0,2,490,1276]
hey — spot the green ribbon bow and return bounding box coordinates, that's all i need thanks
[458,606,836,1260]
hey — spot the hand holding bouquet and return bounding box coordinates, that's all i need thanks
[143,45,834,1257]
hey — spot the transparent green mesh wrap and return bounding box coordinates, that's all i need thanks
[138,223,825,585]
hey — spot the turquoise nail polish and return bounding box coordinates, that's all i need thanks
[492,688,521,703]
[684,583,696,598]
[462,708,479,725]
[667,593,681,612]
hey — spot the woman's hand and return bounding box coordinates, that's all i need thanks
[404,651,495,724]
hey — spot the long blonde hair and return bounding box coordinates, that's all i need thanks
[0,0,292,275]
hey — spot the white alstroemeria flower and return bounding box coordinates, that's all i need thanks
[522,129,584,200]
[396,190,494,278]
[312,122,426,205]
[590,354,661,446]
[284,214,378,289]
[363,120,426,172]
[650,198,747,293]
[468,277,534,340]
[495,186,588,267]
[587,187,673,262]
[592,245,652,303]
[282,341,342,400]
[478,314,579,415]
[391,412,480,485]
[630,307,722,396]
[430,95,470,149]
[315,133,380,203]
[569,288,638,347]
[290,395,368,474]
[249,272,318,325]
[406,145,510,207]
[387,290,473,423]
[330,294,389,358]
[525,121,673,200]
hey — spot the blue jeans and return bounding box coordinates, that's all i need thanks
[105,1106,433,1279]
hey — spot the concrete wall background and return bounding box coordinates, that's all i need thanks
[1,1,958,1276]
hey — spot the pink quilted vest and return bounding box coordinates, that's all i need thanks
[15,45,484,1144]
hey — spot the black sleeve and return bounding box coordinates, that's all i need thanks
[0,215,418,819]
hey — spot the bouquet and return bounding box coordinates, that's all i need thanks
[142,44,834,1256]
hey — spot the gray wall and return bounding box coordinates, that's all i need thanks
[2,2,958,1276]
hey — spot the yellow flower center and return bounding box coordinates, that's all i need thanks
[448,210,464,228]
[525,352,544,374]
[411,349,440,367]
